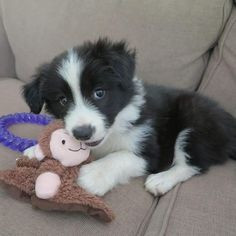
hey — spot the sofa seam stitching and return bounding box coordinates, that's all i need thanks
[198,11,236,92]
[194,53,211,91]
[135,197,159,236]
[218,0,232,41]
[195,0,232,91]
[158,184,181,236]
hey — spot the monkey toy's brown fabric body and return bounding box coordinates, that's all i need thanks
[0,157,114,222]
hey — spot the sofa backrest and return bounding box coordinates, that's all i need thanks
[0,4,15,78]
[200,6,236,116]
[0,0,233,89]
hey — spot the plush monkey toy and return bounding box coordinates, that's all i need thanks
[0,121,114,222]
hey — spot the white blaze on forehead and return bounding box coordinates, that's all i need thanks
[58,49,106,140]
[58,49,82,103]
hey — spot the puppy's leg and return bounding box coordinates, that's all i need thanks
[145,129,200,196]
[145,164,199,196]
[23,145,37,159]
[77,150,147,196]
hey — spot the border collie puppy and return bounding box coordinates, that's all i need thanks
[23,38,236,196]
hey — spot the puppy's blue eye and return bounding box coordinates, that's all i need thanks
[93,89,105,100]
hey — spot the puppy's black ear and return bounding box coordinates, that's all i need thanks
[22,64,49,114]
[110,40,136,88]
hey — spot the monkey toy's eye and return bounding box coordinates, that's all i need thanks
[62,140,66,145]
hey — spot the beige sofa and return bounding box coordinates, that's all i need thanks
[0,1,236,235]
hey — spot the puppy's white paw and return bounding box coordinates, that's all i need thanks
[23,145,36,159]
[145,172,174,196]
[77,162,113,196]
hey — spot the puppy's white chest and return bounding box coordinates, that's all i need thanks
[92,132,132,158]
[92,122,152,159]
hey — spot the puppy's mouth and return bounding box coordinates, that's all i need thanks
[85,138,104,147]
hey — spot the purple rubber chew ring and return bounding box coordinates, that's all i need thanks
[0,113,52,153]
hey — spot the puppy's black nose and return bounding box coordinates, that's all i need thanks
[72,125,94,140]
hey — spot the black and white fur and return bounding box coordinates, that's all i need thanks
[23,38,236,196]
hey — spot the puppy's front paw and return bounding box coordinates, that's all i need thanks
[145,172,173,196]
[77,162,113,196]
[23,145,36,159]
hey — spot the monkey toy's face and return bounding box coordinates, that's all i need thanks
[50,129,90,167]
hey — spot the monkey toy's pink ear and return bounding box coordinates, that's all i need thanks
[34,144,46,161]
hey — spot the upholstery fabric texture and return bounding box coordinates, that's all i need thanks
[144,161,236,236]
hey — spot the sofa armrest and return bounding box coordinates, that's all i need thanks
[0,3,15,79]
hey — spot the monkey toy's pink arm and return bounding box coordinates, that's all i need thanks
[35,171,61,199]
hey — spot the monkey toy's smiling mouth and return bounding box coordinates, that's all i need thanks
[68,147,87,152]
[67,141,87,152]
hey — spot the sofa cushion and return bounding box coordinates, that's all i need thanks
[144,160,236,236]
[0,0,233,89]
[199,7,236,116]
[0,79,157,236]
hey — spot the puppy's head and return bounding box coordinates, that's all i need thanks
[23,38,139,147]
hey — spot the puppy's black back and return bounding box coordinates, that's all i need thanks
[142,85,236,173]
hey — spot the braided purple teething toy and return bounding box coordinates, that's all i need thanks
[0,113,52,153]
